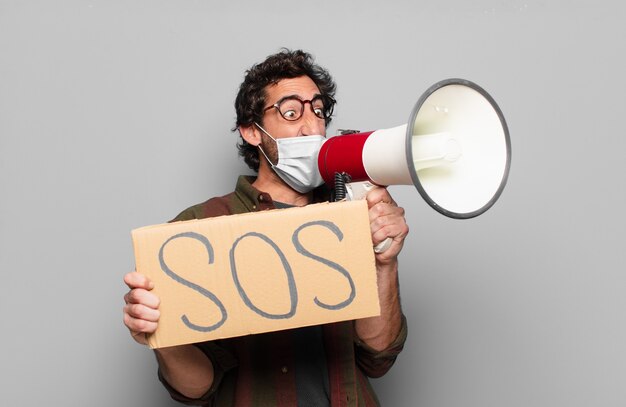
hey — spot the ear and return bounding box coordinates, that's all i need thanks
[239,124,262,147]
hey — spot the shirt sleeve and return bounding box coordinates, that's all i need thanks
[170,203,210,222]
[157,341,238,406]
[353,314,408,378]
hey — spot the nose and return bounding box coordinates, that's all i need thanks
[299,107,326,136]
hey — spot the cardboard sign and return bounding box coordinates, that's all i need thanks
[131,200,380,349]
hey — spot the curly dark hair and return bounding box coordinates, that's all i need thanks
[234,49,337,171]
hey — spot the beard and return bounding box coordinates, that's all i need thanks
[258,133,279,166]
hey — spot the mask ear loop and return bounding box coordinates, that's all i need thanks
[254,122,278,166]
[257,145,276,167]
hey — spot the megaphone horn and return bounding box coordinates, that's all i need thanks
[318,78,511,219]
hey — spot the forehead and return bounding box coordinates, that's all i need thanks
[265,76,321,103]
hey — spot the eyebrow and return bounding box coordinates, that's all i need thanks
[274,93,323,104]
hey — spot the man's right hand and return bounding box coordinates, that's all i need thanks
[124,271,216,398]
[123,271,161,345]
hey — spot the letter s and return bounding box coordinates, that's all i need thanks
[292,221,355,310]
[159,232,227,332]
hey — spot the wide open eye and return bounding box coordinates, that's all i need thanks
[281,109,299,120]
[312,97,327,118]
[278,98,303,121]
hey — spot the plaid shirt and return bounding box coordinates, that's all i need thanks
[158,176,407,407]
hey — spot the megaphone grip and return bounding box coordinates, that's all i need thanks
[374,238,393,254]
[345,180,394,254]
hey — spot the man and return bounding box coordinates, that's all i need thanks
[123,49,408,406]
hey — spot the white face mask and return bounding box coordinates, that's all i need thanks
[255,123,325,193]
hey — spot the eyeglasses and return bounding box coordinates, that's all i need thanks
[263,94,335,122]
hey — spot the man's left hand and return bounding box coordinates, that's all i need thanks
[365,186,409,265]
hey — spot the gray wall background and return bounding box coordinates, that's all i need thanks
[1,1,625,406]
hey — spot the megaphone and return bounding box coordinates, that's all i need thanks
[318,78,511,219]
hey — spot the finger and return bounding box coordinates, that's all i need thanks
[123,313,157,345]
[125,288,160,309]
[369,207,409,246]
[123,310,158,333]
[124,271,154,291]
[124,302,161,322]
[371,222,409,246]
[368,203,404,224]
[365,187,395,209]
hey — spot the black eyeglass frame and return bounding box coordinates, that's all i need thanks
[262,94,336,122]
